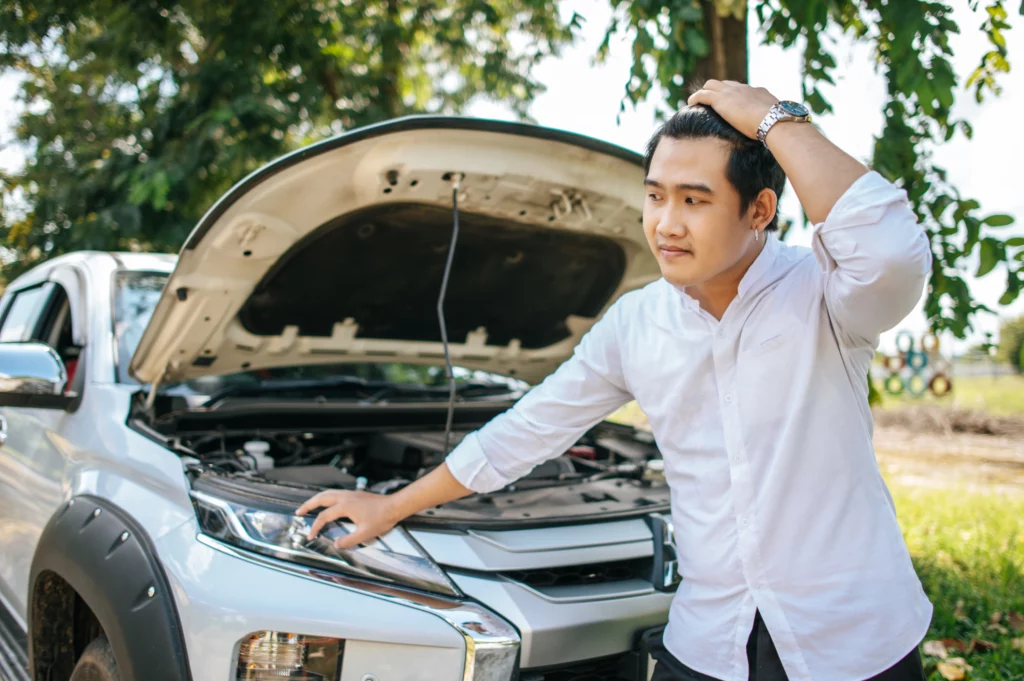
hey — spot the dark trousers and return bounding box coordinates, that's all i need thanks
[649,611,926,681]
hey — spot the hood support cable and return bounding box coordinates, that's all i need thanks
[439,173,464,456]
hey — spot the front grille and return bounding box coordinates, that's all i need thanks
[502,558,651,588]
[519,652,637,681]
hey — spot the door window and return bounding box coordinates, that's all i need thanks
[0,285,53,342]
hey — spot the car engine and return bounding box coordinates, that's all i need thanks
[173,421,671,527]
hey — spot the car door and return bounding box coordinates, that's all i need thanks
[0,272,85,622]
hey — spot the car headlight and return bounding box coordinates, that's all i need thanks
[192,490,460,597]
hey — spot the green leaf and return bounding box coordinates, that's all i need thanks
[954,199,981,224]
[929,195,954,220]
[977,237,1003,277]
[867,371,882,406]
[1007,237,1024,247]
[936,84,954,110]
[677,3,702,22]
[988,3,1009,21]
[682,27,709,56]
[151,171,170,211]
[982,213,1015,227]
[1000,288,1020,304]
[965,216,982,253]
[127,181,150,206]
[806,87,830,114]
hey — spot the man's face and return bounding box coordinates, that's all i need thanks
[643,136,758,288]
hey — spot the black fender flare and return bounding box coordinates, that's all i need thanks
[29,495,192,681]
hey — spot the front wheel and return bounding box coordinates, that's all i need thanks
[69,636,120,681]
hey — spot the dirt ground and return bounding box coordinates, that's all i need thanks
[871,406,1024,495]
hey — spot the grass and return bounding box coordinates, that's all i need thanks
[608,400,648,429]
[946,375,1024,415]
[874,374,1024,415]
[891,482,1024,680]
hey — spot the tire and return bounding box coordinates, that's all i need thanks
[69,636,120,681]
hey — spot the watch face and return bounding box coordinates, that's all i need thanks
[779,100,810,117]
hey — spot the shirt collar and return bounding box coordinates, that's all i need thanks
[669,232,780,311]
[737,232,780,299]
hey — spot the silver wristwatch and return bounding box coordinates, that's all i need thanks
[756,101,811,145]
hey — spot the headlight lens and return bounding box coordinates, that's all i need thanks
[192,490,460,597]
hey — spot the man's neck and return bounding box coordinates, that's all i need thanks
[684,238,766,320]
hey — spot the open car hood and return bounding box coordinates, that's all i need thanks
[129,116,659,386]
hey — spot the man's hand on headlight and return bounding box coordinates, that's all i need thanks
[298,490,401,550]
[297,462,473,550]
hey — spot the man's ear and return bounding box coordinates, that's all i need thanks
[751,188,778,231]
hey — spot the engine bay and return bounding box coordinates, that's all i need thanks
[170,419,672,528]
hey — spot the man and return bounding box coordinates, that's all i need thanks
[298,81,934,681]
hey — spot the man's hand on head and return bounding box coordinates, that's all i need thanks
[689,80,868,225]
[687,81,779,141]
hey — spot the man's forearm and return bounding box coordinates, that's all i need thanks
[763,122,869,226]
[384,462,473,523]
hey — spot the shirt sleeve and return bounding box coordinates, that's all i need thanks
[444,298,634,494]
[811,171,933,348]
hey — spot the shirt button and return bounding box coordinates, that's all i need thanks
[740,517,749,527]
[724,394,734,403]
[732,454,741,463]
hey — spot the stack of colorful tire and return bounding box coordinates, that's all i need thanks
[882,331,952,399]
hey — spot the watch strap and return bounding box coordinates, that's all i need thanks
[756,102,810,145]
[756,106,783,144]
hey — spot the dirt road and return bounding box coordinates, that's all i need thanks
[872,406,1024,494]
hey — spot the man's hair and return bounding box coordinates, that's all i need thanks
[643,103,786,231]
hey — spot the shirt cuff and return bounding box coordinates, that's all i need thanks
[444,432,510,494]
[816,170,907,235]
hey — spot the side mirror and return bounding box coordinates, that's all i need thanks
[0,342,75,410]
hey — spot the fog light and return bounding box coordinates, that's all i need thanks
[237,631,343,680]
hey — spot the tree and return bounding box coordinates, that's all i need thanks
[996,314,1024,371]
[0,0,579,280]
[599,0,1024,346]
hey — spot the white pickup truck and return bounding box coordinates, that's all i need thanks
[0,116,676,681]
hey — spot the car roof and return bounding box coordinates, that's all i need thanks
[3,251,178,293]
[108,252,177,273]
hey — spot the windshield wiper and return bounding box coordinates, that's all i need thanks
[200,376,518,407]
[200,375,377,406]
[362,380,519,404]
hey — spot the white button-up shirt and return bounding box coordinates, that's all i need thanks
[446,171,935,681]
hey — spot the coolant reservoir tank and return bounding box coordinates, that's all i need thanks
[644,458,665,482]
[243,440,275,470]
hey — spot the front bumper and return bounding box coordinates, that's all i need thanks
[155,520,515,681]
[157,518,671,681]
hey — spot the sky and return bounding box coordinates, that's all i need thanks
[2,2,1022,355]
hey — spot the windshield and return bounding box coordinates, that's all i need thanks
[112,271,529,396]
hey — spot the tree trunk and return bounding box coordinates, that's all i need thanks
[693,0,748,83]
[380,0,402,119]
